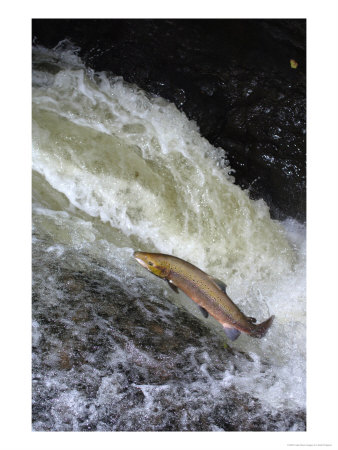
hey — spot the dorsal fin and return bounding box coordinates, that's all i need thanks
[208,276,227,294]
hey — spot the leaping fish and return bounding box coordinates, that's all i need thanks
[134,251,274,341]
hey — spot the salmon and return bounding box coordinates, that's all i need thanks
[134,252,274,341]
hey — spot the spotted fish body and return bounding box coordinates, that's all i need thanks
[134,252,274,341]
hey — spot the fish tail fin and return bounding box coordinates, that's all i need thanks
[250,315,275,338]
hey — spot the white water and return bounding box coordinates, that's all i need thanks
[32,43,306,429]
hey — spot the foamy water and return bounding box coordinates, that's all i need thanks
[32,42,306,430]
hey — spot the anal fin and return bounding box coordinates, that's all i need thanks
[223,326,241,341]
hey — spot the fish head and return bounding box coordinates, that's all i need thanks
[133,251,170,278]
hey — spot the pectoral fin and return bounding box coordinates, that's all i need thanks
[167,279,179,294]
[223,326,241,341]
[209,276,227,294]
[199,306,209,318]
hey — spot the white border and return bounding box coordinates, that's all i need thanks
[2,1,338,449]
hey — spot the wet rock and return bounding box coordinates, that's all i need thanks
[58,350,72,370]
[72,308,90,323]
[32,19,306,221]
[62,275,84,293]
[148,322,164,335]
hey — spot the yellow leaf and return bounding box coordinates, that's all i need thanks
[290,59,298,69]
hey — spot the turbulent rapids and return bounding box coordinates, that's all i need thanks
[32,43,306,431]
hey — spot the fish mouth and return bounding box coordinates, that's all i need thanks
[133,252,149,270]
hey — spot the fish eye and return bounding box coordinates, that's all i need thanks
[148,261,153,266]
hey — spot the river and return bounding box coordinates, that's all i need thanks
[32,42,306,431]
